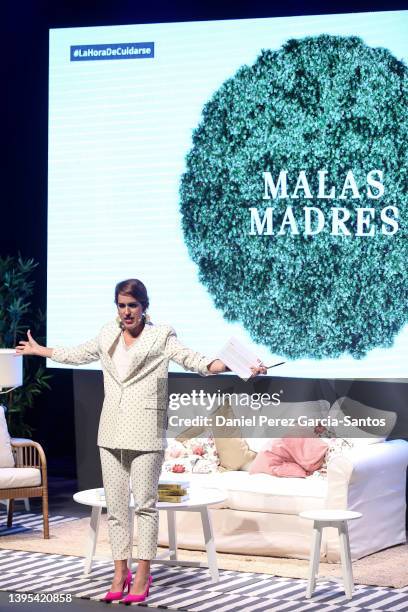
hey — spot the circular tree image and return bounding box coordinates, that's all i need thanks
[180,35,408,359]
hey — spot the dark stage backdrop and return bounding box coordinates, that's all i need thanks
[3,0,408,492]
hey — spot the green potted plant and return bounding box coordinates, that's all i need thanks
[0,255,52,436]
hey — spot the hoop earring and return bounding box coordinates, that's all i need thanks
[143,311,151,323]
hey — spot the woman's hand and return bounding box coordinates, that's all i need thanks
[250,360,267,377]
[15,330,49,357]
[208,358,267,376]
[207,359,230,374]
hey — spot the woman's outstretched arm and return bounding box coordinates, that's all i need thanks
[16,330,53,358]
[164,327,267,376]
[16,330,100,365]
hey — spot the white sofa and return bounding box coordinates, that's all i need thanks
[158,439,408,562]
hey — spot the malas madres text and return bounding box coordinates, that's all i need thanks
[250,170,397,236]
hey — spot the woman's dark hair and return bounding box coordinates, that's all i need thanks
[114,279,149,311]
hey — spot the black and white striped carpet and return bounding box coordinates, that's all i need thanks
[0,550,407,611]
[0,511,77,536]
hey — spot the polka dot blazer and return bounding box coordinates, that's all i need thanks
[51,321,212,451]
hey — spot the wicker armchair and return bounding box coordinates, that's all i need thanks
[0,438,49,538]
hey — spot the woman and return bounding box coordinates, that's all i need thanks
[16,278,266,604]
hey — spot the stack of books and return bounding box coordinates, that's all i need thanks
[158,480,190,503]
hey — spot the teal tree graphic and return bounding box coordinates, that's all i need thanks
[180,35,408,359]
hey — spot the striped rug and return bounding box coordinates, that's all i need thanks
[0,550,407,611]
[0,511,78,536]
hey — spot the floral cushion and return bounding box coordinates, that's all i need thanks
[314,437,355,477]
[308,419,354,478]
[163,431,220,474]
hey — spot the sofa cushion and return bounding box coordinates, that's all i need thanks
[163,432,220,474]
[214,437,256,471]
[0,468,41,488]
[0,406,14,468]
[318,437,355,475]
[235,399,330,443]
[249,437,328,478]
[329,397,397,444]
[177,402,256,470]
[221,471,326,514]
[184,470,326,514]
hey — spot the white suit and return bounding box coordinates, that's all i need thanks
[51,320,212,559]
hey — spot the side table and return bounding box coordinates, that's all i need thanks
[299,509,362,599]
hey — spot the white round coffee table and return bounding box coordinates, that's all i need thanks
[299,509,362,600]
[74,486,226,583]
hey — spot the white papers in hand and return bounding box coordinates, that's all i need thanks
[217,336,261,381]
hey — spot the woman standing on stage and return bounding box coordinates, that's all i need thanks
[16,278,266,604]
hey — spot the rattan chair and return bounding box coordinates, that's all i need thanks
[0,439,49,538]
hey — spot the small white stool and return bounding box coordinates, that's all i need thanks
[299,509,362,600]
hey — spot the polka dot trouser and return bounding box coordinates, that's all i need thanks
[99,447,165,560]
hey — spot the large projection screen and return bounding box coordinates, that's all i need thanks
[48,10,408,378]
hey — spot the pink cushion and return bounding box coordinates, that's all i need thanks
[249,437,328,478]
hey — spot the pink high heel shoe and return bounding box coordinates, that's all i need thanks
[120,575,153,604]
[102,569,132,602]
